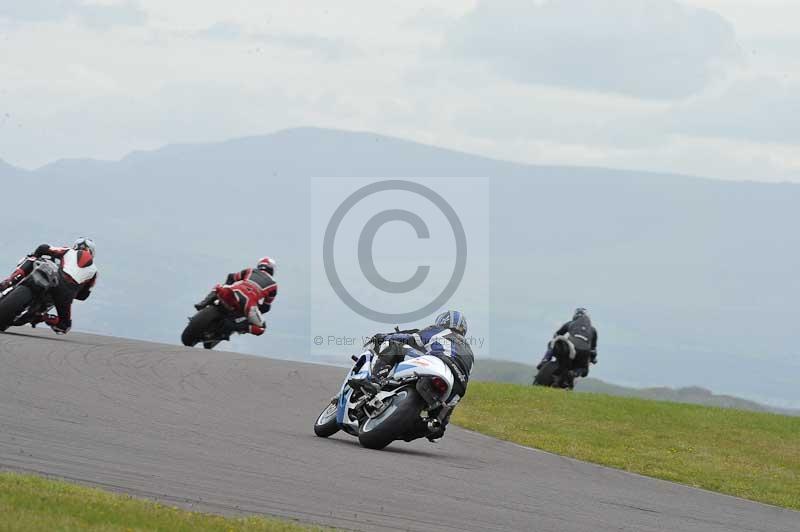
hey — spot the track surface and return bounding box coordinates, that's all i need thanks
[0,330,796,531]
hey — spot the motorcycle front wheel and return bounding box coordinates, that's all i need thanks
[0,286,33,331]
[313,401,340,438]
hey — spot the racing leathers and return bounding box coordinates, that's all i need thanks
[0,244,97,334]
[379,326,474,393]
[197,268,277,336]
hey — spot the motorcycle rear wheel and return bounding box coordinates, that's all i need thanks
[532,361,560,387]
[0,286,33,332]
[181,306,224,347]
[358,387,426,450]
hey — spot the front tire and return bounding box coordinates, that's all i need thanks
[313,402,340,438]
[358,388,426,450]
[0,286,33,331]
[181,306,224,347]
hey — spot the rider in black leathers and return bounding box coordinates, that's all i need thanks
[537,307,598,388]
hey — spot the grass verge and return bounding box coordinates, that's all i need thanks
[0,472,332,532]
[452,382,800,510]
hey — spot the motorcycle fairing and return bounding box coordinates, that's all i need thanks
[336,350,374,434]
[393,354,455,399]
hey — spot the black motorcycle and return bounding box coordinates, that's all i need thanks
[532,337,590,390]
[181,286,249,350]
[0,256,61,331]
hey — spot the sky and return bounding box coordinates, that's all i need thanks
[0,0,798,182]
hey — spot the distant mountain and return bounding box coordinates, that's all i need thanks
[1,127,799,408]
[0,158,24,178]
[471,359,800,417]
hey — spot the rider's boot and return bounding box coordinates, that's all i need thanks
[365,357,396,393]
[44,315,71,335]
[347,374,382,395]
[194,290,217,311]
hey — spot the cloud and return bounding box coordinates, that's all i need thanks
[252,32,360,61]
[669,76,800,143]
[0,0,146,28]
[189,21,359,60]
[191,21,242,41]
[445,0,742,99]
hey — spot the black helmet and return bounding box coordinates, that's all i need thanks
[573,307,588,320]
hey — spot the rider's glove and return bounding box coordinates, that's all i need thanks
[536,360,545,370]
[367,333,385,347]
[33,244,50,257]
[590,351,598,364]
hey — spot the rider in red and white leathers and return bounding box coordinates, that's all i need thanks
[194,257,278,336]
[0,238,98,334]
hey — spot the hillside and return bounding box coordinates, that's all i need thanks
[1,126,799,408]
[0,158,23,178]
[471,359,800,416]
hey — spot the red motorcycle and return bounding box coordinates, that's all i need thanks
[181,284,255,350]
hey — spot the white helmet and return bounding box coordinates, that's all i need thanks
[73,237,96,257]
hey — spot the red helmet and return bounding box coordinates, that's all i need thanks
[257,256,276,276]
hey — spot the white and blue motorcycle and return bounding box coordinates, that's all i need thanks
[313,339,462,450]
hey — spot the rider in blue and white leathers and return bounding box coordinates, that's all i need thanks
[350,310,474,440]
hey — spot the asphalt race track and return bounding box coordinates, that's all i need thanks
[0,330,796,531]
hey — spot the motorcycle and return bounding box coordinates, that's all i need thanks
[313,339,462,450]
[0,256,61,331]
[532,336,590,389]
[181,285,252,350]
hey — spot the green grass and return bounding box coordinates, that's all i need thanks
[453,382,800,510]
[0,472,331,532]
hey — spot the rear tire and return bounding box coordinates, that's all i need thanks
[313,402,340,438]
[533,361,560,387]
[0,286,33,332]
[181,306,224,347]
[358,388,426,450]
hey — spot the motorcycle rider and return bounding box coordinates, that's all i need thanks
[349,310,474,440]
[192,257,277,339]
[0,238,98,334]
[537,307,598,388]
